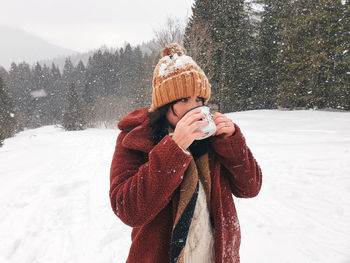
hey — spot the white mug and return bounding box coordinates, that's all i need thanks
[185,105,216,140]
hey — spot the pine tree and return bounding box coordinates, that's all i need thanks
[276,0,349,109]
[30,63,53,126]
[49,63,63,123]
[330,1,350,109]
[0,76,16,142]
[184,0,223,108]
[0,128,4,147]
[119,44,137,99]
[127,45,150,109]
[63,83,85,131]
[74,61,86,96]
[7,62,32,130]
[62,58,75,88]
[184,0,256,112]
[255,0,291,109]
[84,50,111,103]
[0,67,9,83]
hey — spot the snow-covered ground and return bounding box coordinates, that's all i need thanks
[0,110,349,263]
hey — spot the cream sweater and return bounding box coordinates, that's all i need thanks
[184,180,215,263]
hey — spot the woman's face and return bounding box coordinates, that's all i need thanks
[166,95,204,126]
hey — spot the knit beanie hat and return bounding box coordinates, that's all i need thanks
[149,43,211,112]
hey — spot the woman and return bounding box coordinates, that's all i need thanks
[109,43,262,263]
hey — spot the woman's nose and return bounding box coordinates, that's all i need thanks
[185,105,197,114]
[188,100,200,109]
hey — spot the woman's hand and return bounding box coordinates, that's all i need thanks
[212,112,235,138]
[172,109,209,150]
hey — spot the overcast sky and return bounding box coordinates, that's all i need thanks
[0,0,195,53]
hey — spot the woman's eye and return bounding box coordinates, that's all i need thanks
[196,97,204,102]
[180,98,188,102]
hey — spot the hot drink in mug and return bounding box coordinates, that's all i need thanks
[184,105,216,140]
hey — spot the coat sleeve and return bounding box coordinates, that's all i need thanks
[109,132,193,227]
[209,124,262,198]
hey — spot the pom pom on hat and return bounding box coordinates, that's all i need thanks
[161,43,186,58]
[149,43,211,112]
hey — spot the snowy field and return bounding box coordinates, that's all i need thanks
[0,109,349,263]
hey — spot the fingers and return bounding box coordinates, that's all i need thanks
[172,120,206,149]
[181,111,206,126]
[213,116,227,125]
[179,119,209,136]
[212,112,225,120]
[193,130,206,140]
[173,109,208,147]
[212,112,228,122]
[216,121,231,131]
[212,112,231,124]
[213,120,235,137]
[191,120,209,131]
[211,112,235,136]
[213,125,229,136]
[181,109,202,122]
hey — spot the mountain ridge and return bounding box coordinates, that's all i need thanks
[0,25,78,69]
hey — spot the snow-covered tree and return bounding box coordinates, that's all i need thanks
[0,76,16,142]
[63,83,86,131]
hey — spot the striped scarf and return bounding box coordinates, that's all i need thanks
[169,130,212,263]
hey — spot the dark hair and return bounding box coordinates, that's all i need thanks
[148,102,176,145]
[148,97,205,145]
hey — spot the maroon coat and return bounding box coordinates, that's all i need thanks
[109,108,262,263]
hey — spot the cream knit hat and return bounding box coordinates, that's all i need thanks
[149,43,211,112]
